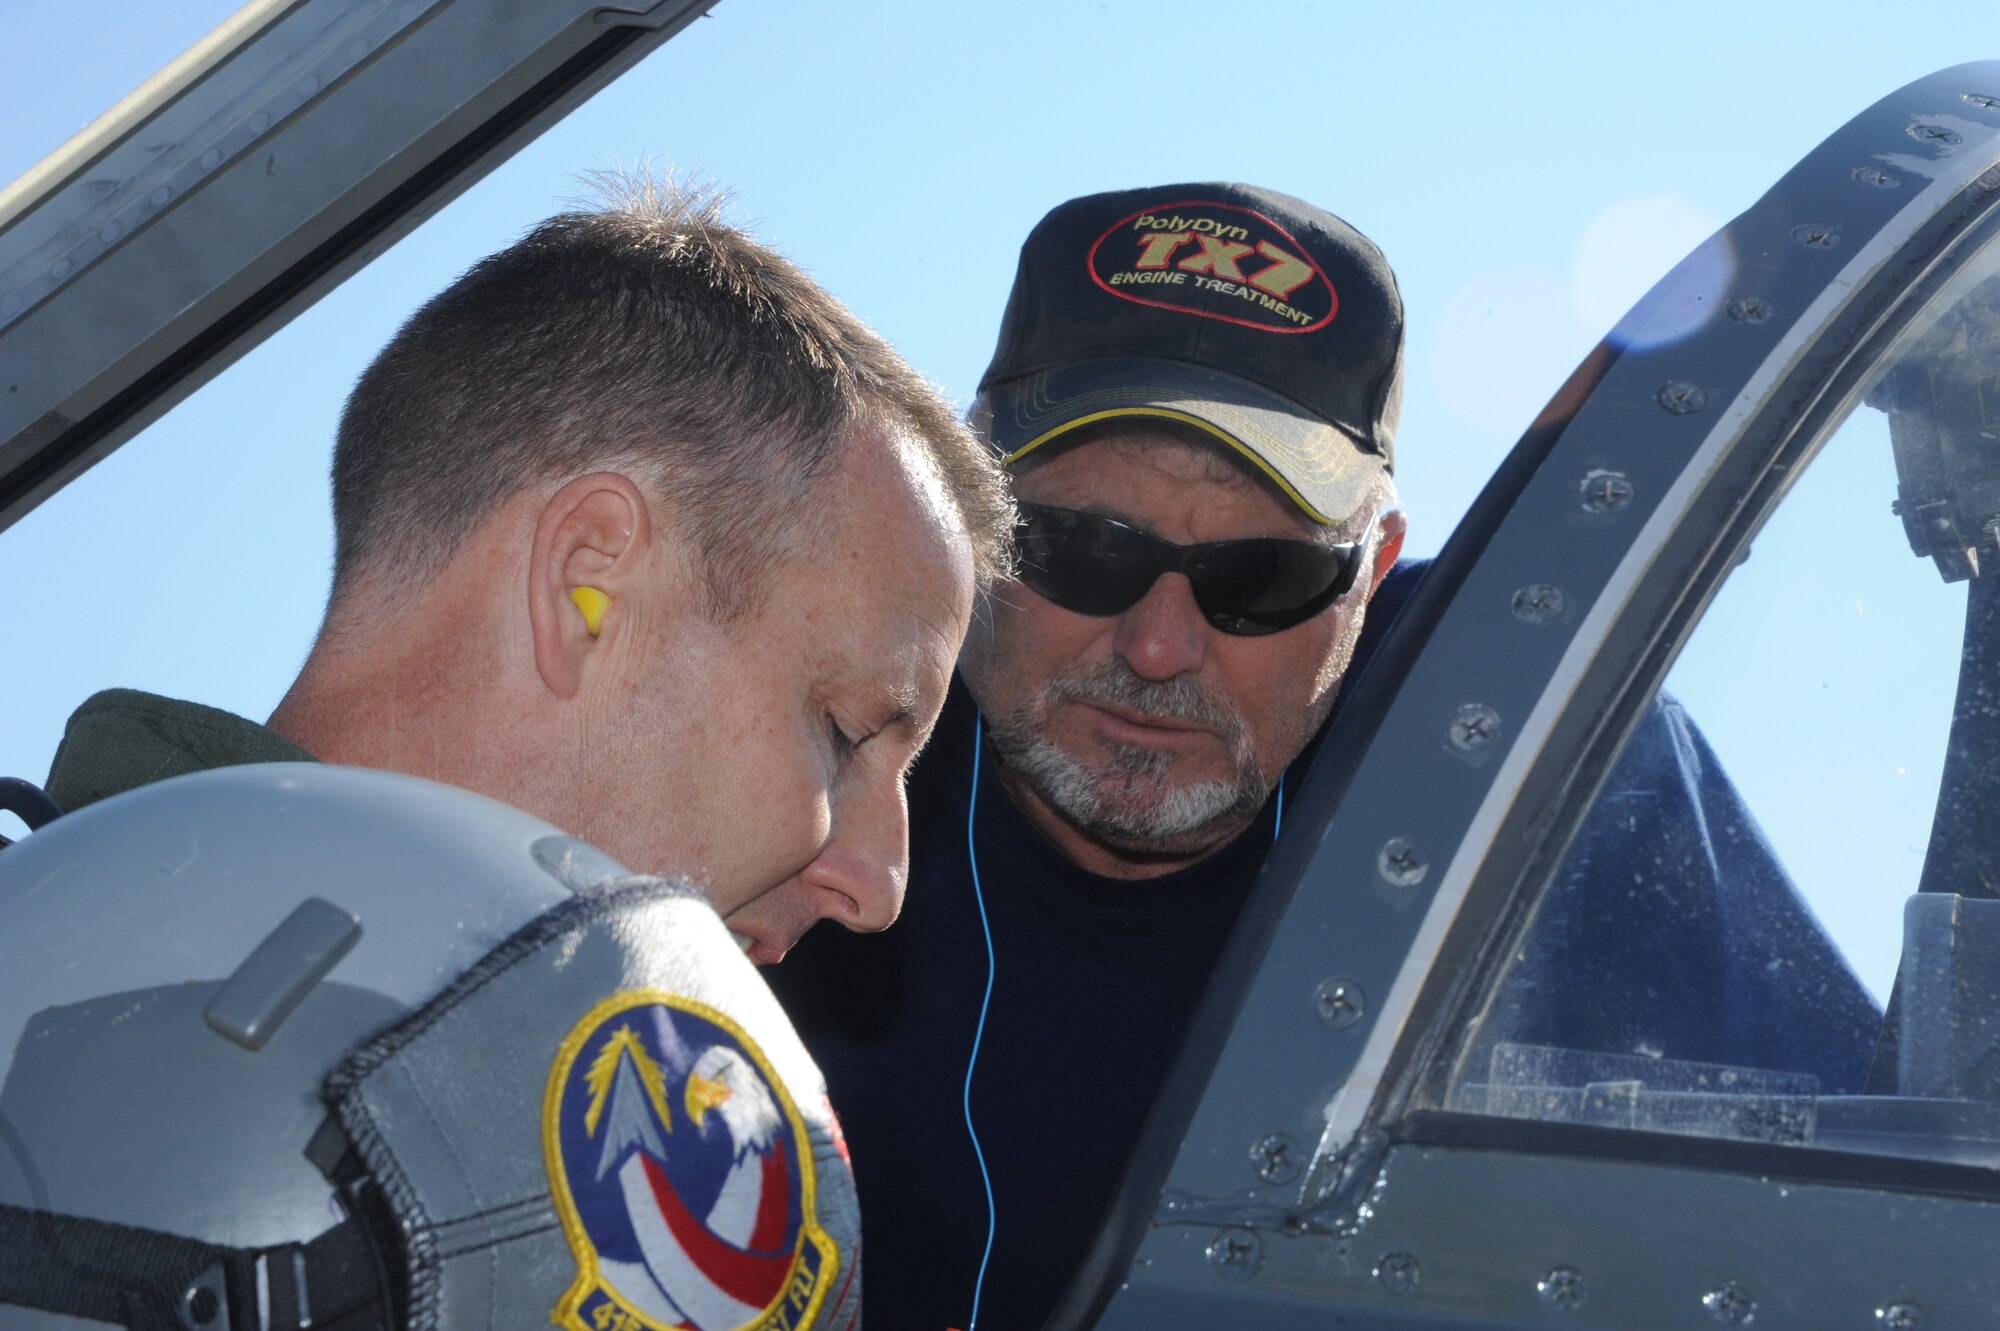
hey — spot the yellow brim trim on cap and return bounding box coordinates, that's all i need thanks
[1000,406,1336,524]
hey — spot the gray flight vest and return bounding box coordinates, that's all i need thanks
[0,764,860,1331]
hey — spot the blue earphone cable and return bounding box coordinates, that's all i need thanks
[962,712,1000,1331]
[959,722,1285,1330]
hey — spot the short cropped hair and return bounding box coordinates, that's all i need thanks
[331,178,1012,616]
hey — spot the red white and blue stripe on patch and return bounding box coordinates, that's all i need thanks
[545,992,837,1331]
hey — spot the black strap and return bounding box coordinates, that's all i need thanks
[0,778,61,833]
[0,1203,387,1331]
[0,776,63,850]
[0,1203,227,1331]
[264,1218,384,1331]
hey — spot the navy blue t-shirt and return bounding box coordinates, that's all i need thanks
[773,673,1278,1331]
[770,560,1878,1331]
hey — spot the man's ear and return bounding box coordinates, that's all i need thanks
[1366,507,1408,599]
[528,472,656,699]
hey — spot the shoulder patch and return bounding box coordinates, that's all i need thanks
[544,989,838,1331]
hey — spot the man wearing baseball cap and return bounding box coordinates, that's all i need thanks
[769,182,1412,1330]
[772,181,1888,1329]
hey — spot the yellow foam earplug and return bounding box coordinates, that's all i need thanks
[568,586,609,637]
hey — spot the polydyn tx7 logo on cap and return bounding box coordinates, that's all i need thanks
[1088,198,1338,334]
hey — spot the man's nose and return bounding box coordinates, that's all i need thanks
[1112,572,1209,680]
[799,772,909,933]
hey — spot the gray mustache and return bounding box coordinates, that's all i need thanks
[1050,660,1243,741]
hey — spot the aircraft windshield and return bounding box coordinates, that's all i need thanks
[1438,220,2000,1166]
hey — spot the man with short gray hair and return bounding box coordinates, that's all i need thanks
[49,180,1013,953]
[16,181,1013,1331]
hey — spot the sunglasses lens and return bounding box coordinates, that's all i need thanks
[1016,507,1161,616]
[1014,503,1361,635]
[1190,541,1349,635]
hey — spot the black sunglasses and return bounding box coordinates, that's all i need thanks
[1013,502,1381,636]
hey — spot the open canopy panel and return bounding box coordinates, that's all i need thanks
[0,0,712,534]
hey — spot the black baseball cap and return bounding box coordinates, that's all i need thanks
[977,182,1404,524]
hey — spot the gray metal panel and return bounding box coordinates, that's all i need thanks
[0,0,713,533]
[1129,1142,2000,1329]
[1084,61,2000,1329]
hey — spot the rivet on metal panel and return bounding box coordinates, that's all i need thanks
[177,1265,228,1331]
[1876,1301,1925,1329]
[1539,1266,1587,1310]
[1206,1229,1263,1281]
[1378,836,1430,887]
[1250,1133,1302,1185]
[1313,977,1366,1029]
[1657,381,1707,415]
[1449,703,1501,751]
[199,147,223,170]
[1853,165,1904,190]
[1791,222,1841,249]
[49,258,72,282]
[1966,92,2000,112]
[1511,584,1565,625]
[1375,1252,1422,1295]
[1579,469,1634,514]
[1703,1280,1757,1325]
[1278,1212,1315,1238]
[1326,1239,1359,1278]
[1907,121,1963,146]
[1726,295,1775,324]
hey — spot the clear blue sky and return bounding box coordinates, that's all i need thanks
[4,1,1996,994]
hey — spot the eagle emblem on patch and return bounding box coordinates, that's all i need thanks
[544,990,837,1331]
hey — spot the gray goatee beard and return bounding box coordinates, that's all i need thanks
[985,659,1267,856]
